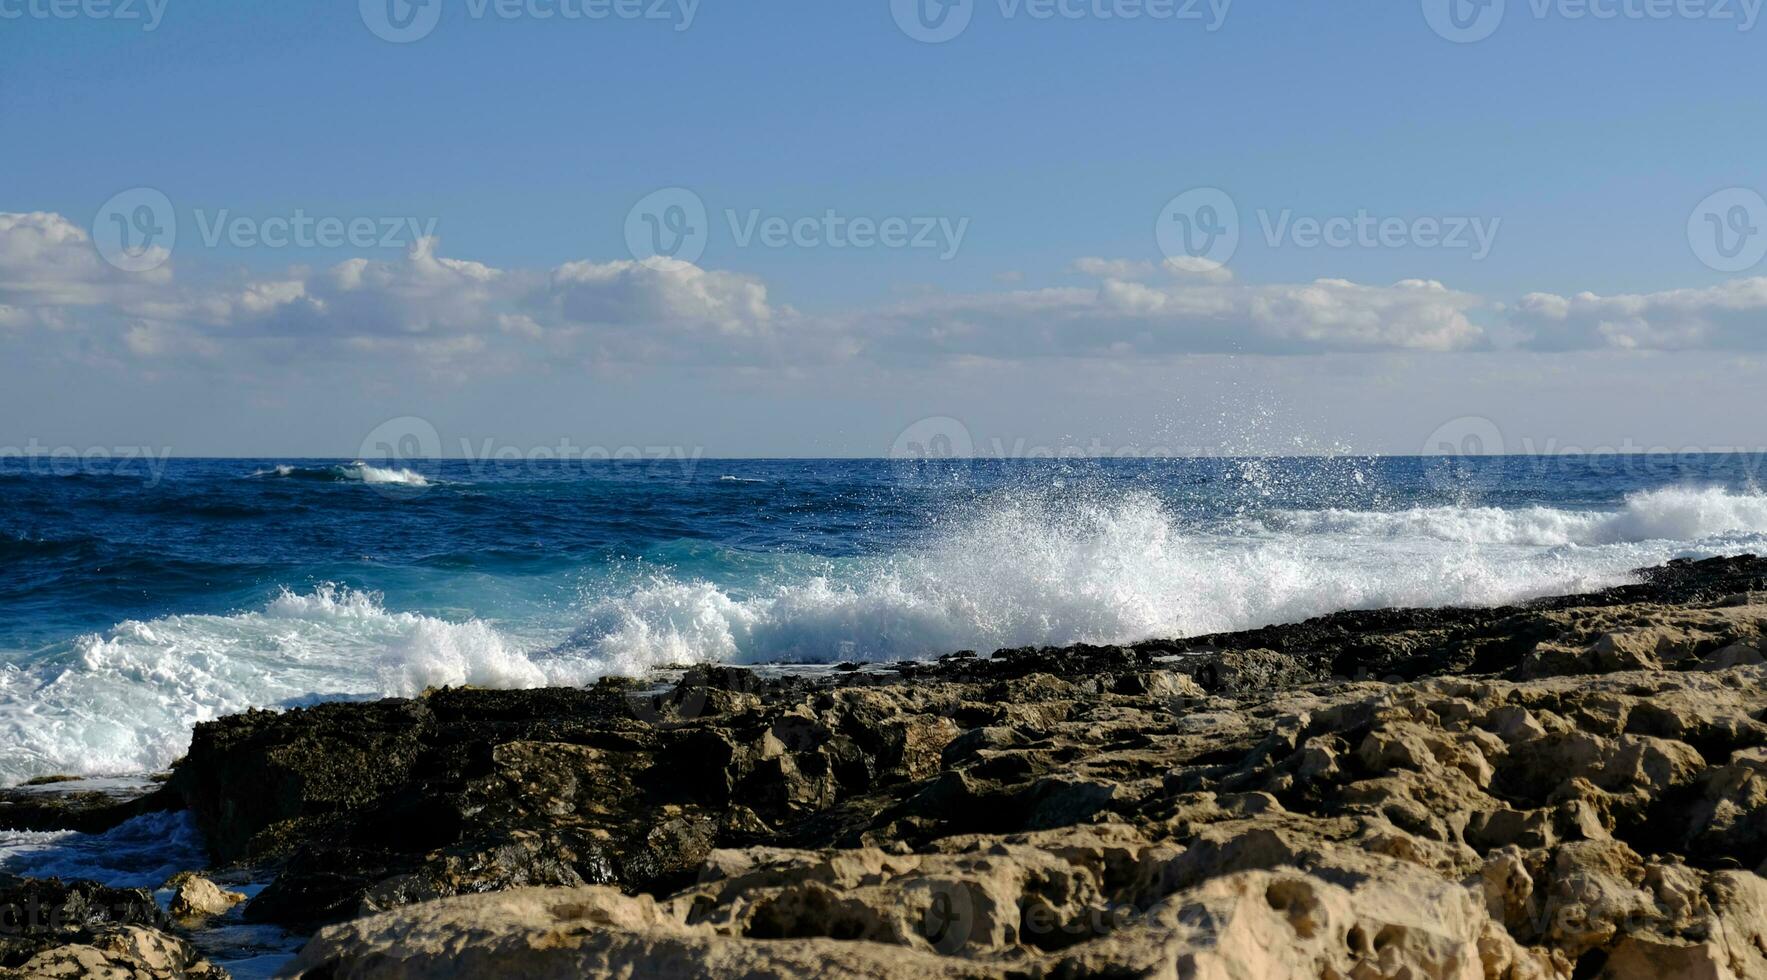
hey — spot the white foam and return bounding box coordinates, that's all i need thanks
[0,587,577,785]
[6,488,1767,786]
[345,461,430,486]
[0,810,205,889]
[246,462,431,485]
[565,488,1767,673]
[1278,486,1767,547]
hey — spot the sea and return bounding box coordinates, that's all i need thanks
[4,453,1767,787]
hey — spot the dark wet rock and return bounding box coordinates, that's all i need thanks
[0,777,175,834]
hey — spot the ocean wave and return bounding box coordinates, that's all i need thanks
[248,462,431,486]
[0,586,584,785]
[0,533,99,561]
[5,486,1766,785]
[0,810,205,889]
[1274,486,1767,547]
[562,488,1765,675]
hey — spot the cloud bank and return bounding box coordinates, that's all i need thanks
[5,210,1765,374]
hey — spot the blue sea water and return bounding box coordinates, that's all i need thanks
[3,453,1767,784]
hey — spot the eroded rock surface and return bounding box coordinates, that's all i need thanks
[156,555,1767,978]
[0,877,225,979]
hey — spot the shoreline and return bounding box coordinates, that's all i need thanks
[4,554,1767,977]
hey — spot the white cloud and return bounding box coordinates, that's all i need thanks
[1514,278,1767,351]
[1070,256,1235,285]
[1162,256,1234,283]
[17,208,1767,370]
[1072,257,1158,280]
[0,211,168,308]
[854,275,1484,358]
[547,257,774,334]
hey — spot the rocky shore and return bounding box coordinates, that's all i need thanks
[7,555,1767,978]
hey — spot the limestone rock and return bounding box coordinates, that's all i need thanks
[166,873,246,921]
[153,555,1767,977]
[0,926,227,980]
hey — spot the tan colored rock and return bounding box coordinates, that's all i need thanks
[232,584,1767,978]
[1701,642,1766,671]
[2,926,227,979]
[166,872,247,920]
[288,833,1569,980]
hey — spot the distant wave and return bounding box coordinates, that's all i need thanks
[249,461,431,486]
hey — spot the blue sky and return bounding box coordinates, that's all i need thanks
[3,0,1766,456]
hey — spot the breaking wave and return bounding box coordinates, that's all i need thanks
[249,462,430,486]
[4,484,1765,785]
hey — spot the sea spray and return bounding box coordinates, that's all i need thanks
[6,460,1767,786]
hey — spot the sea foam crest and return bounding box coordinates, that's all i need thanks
[7,486,1767,786]
[247,462,430,486]
[563,487,1767,675]
[1277,486,1767,547]
[0,586,573,785]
